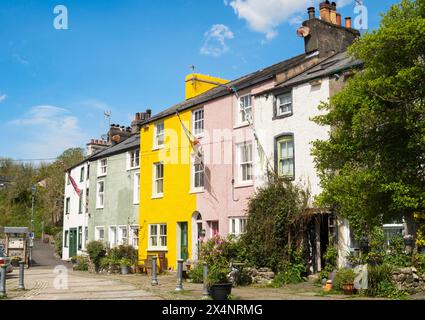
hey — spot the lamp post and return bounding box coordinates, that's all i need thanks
[29,185,36,267]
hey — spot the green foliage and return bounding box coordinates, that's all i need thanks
[0,148,84,234]
[73,256,89,271]
[240,175,309,272]
[188,263,204,284]
[312,0,425,242]
[383,235,411,267]
[271,248,306,286]
[377,280,408,299]
[107,245,137,264]
[86,241,106,268]
[54,231,63,258]
[414,253,425,275]
[119,258,133,267]
[333,268,356,292]
[323,245,338,272]
[366,264,394,297]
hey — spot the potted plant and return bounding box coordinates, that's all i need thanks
[337,269,356,295]
[200,236,234,300]
[119,258,132,275]
[11,256,22,267]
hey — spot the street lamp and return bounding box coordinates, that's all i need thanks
[29,185,36,267]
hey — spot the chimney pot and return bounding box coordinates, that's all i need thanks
[307,7,315,20]
[336,13,342,26]
[319,1,331,23]
[345,17,352,29]
[330,2,337,24]
[147,109,152,116]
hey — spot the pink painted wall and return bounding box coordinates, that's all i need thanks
[195,80,275,239]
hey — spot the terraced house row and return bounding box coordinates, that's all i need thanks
[64,2,400,271]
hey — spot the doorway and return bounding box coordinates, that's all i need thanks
[178,222,189,261]
[69,228,77,257]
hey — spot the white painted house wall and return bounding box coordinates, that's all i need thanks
[254,78,331,202]
[62,162,90,260]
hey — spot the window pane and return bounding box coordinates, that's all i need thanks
[150,225,157,236]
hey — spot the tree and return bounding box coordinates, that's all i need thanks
[240,173,310,272]
[312,0,425,242]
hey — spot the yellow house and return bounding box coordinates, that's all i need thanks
[138,74,228,270]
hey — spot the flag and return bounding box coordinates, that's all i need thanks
[68,173,81,196]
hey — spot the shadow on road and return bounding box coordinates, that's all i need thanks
[30,240,71,269]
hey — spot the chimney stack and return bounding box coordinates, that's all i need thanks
[131,109,152,134]
[336,13,342,26]
[319,0,331,23]
[345,17,352,28]
[330,2,337,24]
[307,7,315,20]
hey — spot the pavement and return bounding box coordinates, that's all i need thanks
[4,240,161,300]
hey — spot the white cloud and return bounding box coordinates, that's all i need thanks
[7,105,86,159]
[226,0,354,40]
[0,94,6,103]
[200,24,234,57]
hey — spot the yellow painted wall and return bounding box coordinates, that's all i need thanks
[138,110,196,270]
[185,74,229,100]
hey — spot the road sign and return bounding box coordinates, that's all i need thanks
[29,232,34,239]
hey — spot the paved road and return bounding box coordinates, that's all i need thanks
[7,241,161,300]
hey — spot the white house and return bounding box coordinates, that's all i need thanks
[62,161,90,260]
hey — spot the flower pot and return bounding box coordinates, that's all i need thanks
[120,265,129,275]
[323,280,333,292]
[209,283,232,300]
[342,283,355,295]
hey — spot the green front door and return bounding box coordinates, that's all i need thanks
[69,228,78,258]
[180,222,188,261]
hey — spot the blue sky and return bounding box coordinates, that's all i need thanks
[0,0,400,161]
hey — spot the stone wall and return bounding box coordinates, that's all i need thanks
[245,267,275,285]
[392,267,425,294]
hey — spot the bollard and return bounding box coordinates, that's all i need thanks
[18,261,25,290]
[151,256,158,286]
[175,259,183,291]
[0,265,7,297]
[202,262,209,297]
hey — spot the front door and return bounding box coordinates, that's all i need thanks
[179,222,188,261]
[69,228,78,258]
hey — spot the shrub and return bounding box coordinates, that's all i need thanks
[323,245,338,272]
[108,245,137,264]
[272,265,304,287]
[188,263,204,283]
[86,241,106,268]
[376,279,407,299]
[383,235,411,267]
[54,231,63,258]
[333,268,356,292]
[414,253,425,275]
[365,264,394,297]
[73,256,89,271]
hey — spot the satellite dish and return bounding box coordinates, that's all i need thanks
[296,26,310,38]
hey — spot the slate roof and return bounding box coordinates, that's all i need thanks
[258,51,363,95]
[144,52,311,124]
[89,134,140,161]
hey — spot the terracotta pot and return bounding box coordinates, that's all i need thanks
[323,281,333,292]
[342,283,355,295]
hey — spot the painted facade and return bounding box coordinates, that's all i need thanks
[88,135,140,250]
[62,162,90,260]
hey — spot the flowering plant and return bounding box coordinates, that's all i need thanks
[200,236,234,286]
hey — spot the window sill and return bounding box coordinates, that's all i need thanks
[133,201,140,205]
[234,181,254,189]
[151,194,164,199]
[97,174,107,178]
[96,207,104,210]
[152,146,164,151]
[190,188,204,194]
[273,112,293,120]
[233,122,250,130]
[127,166,140,171]
[147,248,168,252]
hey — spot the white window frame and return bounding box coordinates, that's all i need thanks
[276,92,293,117]
[148,223,167,251]
[237,142,253,184]
[109,226,117,248]
[133,173,140,204]
[130,225,139,249]
[98,159,107,177]
[190,156,204,193]
[153,122,165,149]
[238,94,252,125]
[95,226,105,241]
[118,225,128,245]
[229,217,248,237]
[152,162,164,198]
[127,149,140,170]
[96,180,105,209]
[192,108,204,137]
